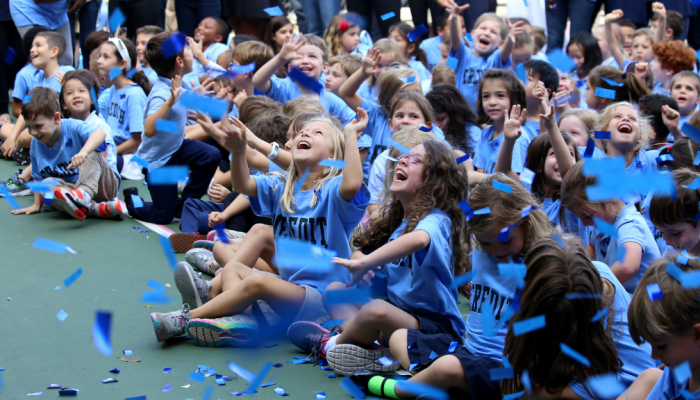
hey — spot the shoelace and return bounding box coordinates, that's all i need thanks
[170,304,191,329]
[308,333,332,362]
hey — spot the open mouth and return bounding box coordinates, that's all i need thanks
[394,169,408,182]
[73,100,84,107]
[478,38,491,47]
[678,96,688,103]
[298,66,313,73]
[297,139,311,150]
[617,123,633,134]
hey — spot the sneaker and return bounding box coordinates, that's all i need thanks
[53,188,91,221]
[89,199,124,219]
[122,187,139,210]
[11,147,30,166]
[150,304,191,342]
[326,344,398,376]
[287,321,332,354]
[193,240,215,251]
[169,232,207,253]
[174,261,209,309]
[185,248,221,275]
[187,313,260,347]
[0,171,30,197]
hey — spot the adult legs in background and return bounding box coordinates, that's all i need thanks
[408,0,446,35]
[174,0,221,38]
[568,0,598,41]
[288,0,309,34]
[68,0,100,70]
[227,17,269,40]
[546,0,569,50]
[0,19,24,116]
[297,0,321,36]
[458,0,488,32]
[346,0,401,40]
[109,0,164,41]
[317,0,341,35]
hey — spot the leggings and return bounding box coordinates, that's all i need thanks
[346,0,402,40]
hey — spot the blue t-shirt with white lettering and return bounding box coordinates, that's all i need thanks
[105,84,147,146]
[382,209,466,337]
[249,174,369,294]
[645,365,700,400]
[472,125,535,174]
[33,65,75,93]
[451,41,507,111]
[11,64,39,101]
[135,76,187,170]
[591,202,661,294]
[420,36,443,71]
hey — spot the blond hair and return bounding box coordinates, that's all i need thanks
[632,28,656,46]
[431,63,456,87]
[328,54,362,78]
[596,101,649,153]
[276,113,345,213]
[377,67,420,115]
[558,108,601,149]
[283,96,325,119]
[473,13,508,41]
[559,161,625,226]
[324,15,359,57]
[369,39,405,87]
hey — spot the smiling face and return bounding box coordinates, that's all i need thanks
[30,36,56,69]
[671,77,700,116]
[97,43,121,84]
[607,105,641,152]
[632,36,654,62]
[558,71,573,93]
[559,116,590,147]
[390,144,426,197]
[389,101,429,133]
[567,43,585,69]
[62,79,92,117]
[289,44,327,80]
[480,78,511,122]
[475,223,526,261]
[543,143,577,188]
[340,26,360,54]
[292,120,335,165]
[26,113,61,145]
[472,20,503,55]
[194,17,222,46]
[657,222,700,254]
[273,23,295,50]
[325,63,348,95]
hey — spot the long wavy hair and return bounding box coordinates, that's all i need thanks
[353,140,471,276]
[426,84,478,153]
[502,236,621,397]
[324,14,360,57]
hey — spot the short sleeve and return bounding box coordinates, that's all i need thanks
[324,92,356,126]
[249,174,284,218]
[360,98,381,140]
[12,73,29,100]
[616,220,647,251]
[266,76,296,103]
[511,137,529,174]
[329,177,370,225]
[127,90,146,134]
[72,119,99,143]
[413,214,446,267]
[146,95,167,117]
[451,40,469,71]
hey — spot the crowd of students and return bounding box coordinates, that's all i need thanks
[3,1,700,398]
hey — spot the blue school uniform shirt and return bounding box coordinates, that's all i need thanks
[626,150,656,175]
[465,249,518,360]
[142,67,158,84]
[590,202,661,294]
[135,76,187,171]
[105,84,147,146]
[577,146,607,159]
[472,125,535,174]
[84,111,120,183]
[646,365,700,400]
[11,64,38,101]
[98,87,111,118]
[33,65,75,93]
[602,56,630,70]
[452,41,507,111]
[382,209,466,337]
[542,197,589,246]
[357,80,378,102]
[654,81,670,96]
[249,174,369,294]
[30,118,113,184]
[191,42,229,78]
[408,56,431,83]
[464,122,482,154]
[420,36,443,71]
[524,119,540,136]
[263,76,356,125]
[10,0,68,29]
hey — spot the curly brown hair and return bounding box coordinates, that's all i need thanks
[653,40,697,74]
[353,140,471,276]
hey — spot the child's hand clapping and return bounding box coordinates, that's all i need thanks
[504,105,526,142]
[345,107,369,137]
[278,35,307,63]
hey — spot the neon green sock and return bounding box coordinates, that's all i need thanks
[368,376,400,399]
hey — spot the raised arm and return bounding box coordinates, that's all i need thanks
[143,76,182,138]
[252,36,307,94]
[661,104,683,141]
[541,100,574,178]
[68,128,107,170]
[339,48,379,111]
[495,105,526,181]
[501,17,525,64]
[605,10,627,70]
[652,2,667,42]
[226,116,260,196]
[339,107,367,201]
[240,120,292,170]
[444,0,469,54]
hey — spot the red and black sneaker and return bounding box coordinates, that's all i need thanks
[53,188,90,221]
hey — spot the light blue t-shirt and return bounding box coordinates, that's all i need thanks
[357,80,378,102]
[98,87,111,118]
[84,111,120,183]
[542,197,589,246]
[646,365,700,400]
[135,76,186,171]
[408,56,431,83]
[382,209,466,338]
[577,145,607,159]
[33,65,75,93]
[653,81,670,96]
[463,122,482,154]
[626,150,657,175]
[11,64,39,101]
[451,41,507,111]
[263,76,356,125]
[191,42,229,78]
[10,0,68,29]
[590,202,661,294]
[105,84,147,146]
[472,125,535,174]
[249,174,369,294]
[142,67,158,84]
[420,36,443,71]
[524,119,540,136]
[465,249,518,360]
[30,118,114,184]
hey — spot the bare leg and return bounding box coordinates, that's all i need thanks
[19,165,32,181]
[394,355,471,398]
[17,129,32,149]
[229,224,277,272]
[212,239,273,273]
[323,281,362,332]
[0,122,14,141]
[335,299,419,347]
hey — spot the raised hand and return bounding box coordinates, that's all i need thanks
[193,78,216,96]
[634,62,649,80]
[362,48,381,75]
[278,35,307,63]
[652,2,666,17]
[503,105,526,141]
[345,107,369,137]
[187,37,204,61]
[539,100,557,131]
[605,9,624,23]
[661,104,680,132]
[533,80,549,112]
[444,0,470,16]
[168,75,183,104]
[221,115,248,153]
[505,17,525,41]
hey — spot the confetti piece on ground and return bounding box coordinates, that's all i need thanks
[260,382,275,387]
[47,384,62,389]
[101,378,117,383]
[93,311,112,356]
[54,286,61,290]
[381,12,395,20]
[56,309,68,321]
[189,371,205,383]
[0,186,20,208]
[407,24,429,42]
[109,368,119,373]
[318,159,347,169]
[513,315,546,336]
[340,376,367,399]
[63,268,83,287]
[108,7,125,32]
[560,342,590,366]
[275,387,289,396]
[34,238,74,254]
[264,344,279,348]
[246,362,273,393]
[162,384,173,392]
[228,361,255,382]
[264,6,284,16]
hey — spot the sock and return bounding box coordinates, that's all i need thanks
[368,376,399,399]
[206,281,212,290]
[323,334,339,354]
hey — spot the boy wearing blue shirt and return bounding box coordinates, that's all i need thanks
[124,32,221,225]
[135,25,165,84]
[252,34,356,126]
[183,17,229,85]
[11,87,120,222]
[523,60,559,136]
[625,255,700,400]
[445,0,522,111]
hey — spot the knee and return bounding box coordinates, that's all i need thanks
[388,328,407,352]
[358,299,391,323]
[322,281,349,305]
[241,271,271,294]
[428,355,464,381]
[248,224,274,244]
[205,147,221,165]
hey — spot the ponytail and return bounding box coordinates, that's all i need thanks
[131,70,152,95]
[588,66,650,106]
[623,72,650,104]
[415,48,429,70]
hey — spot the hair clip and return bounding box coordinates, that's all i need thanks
[339,21,348,31]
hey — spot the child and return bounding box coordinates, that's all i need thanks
[651,6,684,41]
[11,87,120,222]
[97,38,151,174]
[150,112,369,346]
[638,94,679,149]
[560,160,661,294]
[509,31,536,70]
[264,16,295,55]
[186,17,230,84]
[618,18,637,54]
[420,11,465,70]
[388,22,431,83]
[134,25,164,83]
[356,39,405,102]
[631,28,656,62]
[626,255,700,399]
[473,69,534,174]
[289,140,470,377]
[124,32,221,225]
[9,26,48,119]
[325,55,362,97]
[558,108,606,159]
[323,15,361,58]
[523,60,559,136]
[429,63,456,89]
[501,236,655,398]
[425,83,480,155]
[603,10,632,71]
[584,66,649,112]
[566,32,603,93]
[252,34,356,126]
[445,0,523,111]
[670,71,700,131]
[650,40,697,96]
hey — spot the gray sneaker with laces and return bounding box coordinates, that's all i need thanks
[174,261,209,309]
[150,304,191,342]
[185,248,221,275]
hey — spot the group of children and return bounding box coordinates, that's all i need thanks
[3,2,700,399]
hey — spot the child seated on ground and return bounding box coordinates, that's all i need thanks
[11,87,120,222]
[184,17,230,84]
[134,25,164,83]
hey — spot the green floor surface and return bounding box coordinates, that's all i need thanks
[0,158,470,399]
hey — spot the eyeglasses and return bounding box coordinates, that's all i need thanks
[399,154,423,164]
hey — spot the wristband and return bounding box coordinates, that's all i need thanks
[266,142,280,160]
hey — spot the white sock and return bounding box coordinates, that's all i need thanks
[323,334,339,354]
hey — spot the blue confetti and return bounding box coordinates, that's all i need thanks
[123,350,132,355]
[601,77,623,87]
[520,205,537,219]
[214,223,230,244]
[56,309,68,321]
[387,138,411,155]
[93,311,112,356]
[189,371,205,383]
[0,186,21,209]
[566,293,604,299]
[109,67,122,81]
[395,381,449,400]
[593,217,619,238]
[586,374,626,398]
[318,159,347,169]
[126,68,137,79]
[547,48,576,72]
[407,24,429,42]
[694,151,700,166]
[513,315,546,336]
[264,343,279,348]
[452,272,473,288]
[162,384,173,392]
[162,33,187,58]
[498,262,527,278]
[560,342,590,366]
[264,6,284,16]
[456,154,470,165]
[142,290,172,304]
[498,226,512,242]
[131,156,150,168]
[26,180,60,192]
[418,125,432,132]
[381,12,396,20]
[274,387,289,396]
[325,288,371,304]
[675,361,691,384]
[294,168,310,194]
[178,91,229,117]
[646,283,663,301]
[228,362,255,382]
[583,157,675,201]
[4,47,16,65]
[44,191,54,206]
[230,62,256,75]
[246,362,273,393]
[682,123,700,143]
[474,207,491,215]
[317,393,326,400]
[155,119,179,133]
[682,177,700,189]
[481,301,496,337]
[458,199,474,221]
[522,370,532,393]
[400,76,416,83]
[593,131,611,139]
[446,56,458,70]
[34,238,74,254]
[515,63,527,83]
[149,166,189,185]
[590,308,607,322]
[583,138,596,158]
[490,367,514,380]
[131,195,143,208]
[340,376,367,399]
[158,236,177,270]
[108,8,126,33]
[429,351,438,360]
[681,270,700,288]
[448,341,458,353]
[163,368,171,373]
[260,381,275,387]
[110,368,119,373]
[682,389,694,399]
[677,256,689,265]
[493,180,512,193]
[54,286,61,290]
[101,378,117,384]
[327,373,336,378]
[288,66,324,94]
[23,94,33,104]
[657,154,675,164]
[274,237,337,270]
[595,87,616,99]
